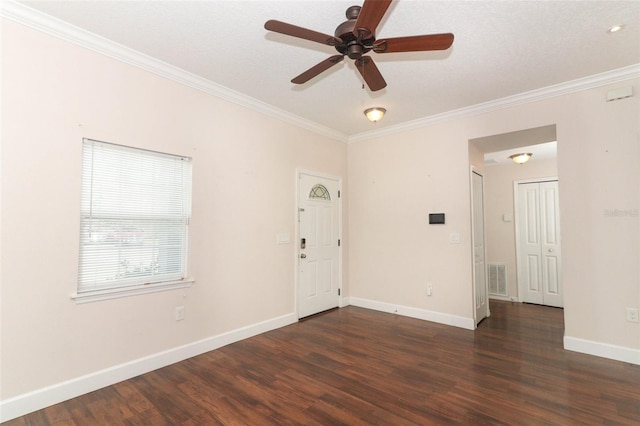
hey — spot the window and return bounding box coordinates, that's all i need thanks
[309,184,331,200]
[74,139,192,302]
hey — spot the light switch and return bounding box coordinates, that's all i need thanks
[276,233,290,244]
[449,233,460,244]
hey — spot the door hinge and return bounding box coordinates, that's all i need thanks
[338,288,341,296]
[338,239,341,247]
[338,190,341,198]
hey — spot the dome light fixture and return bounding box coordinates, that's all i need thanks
[608,24,624,33]
[509,153,533,164]
[364,107,386,122]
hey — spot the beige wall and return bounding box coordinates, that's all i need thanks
[348,124,474,318]
[349,78,639,352]
[468,141,485,171]
[483,158,558,299]
[1,20,348,399]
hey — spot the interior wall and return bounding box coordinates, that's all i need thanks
[0,20,348,399]
[348,123,475,319]
[483,158,558,299]
[468,141,485,171]
[349,77,639,353]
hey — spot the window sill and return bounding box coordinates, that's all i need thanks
[71,279,195,304]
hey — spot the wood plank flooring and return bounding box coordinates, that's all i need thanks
[5,301,640,425]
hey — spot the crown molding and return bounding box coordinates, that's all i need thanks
[3,1,637,145]
[348,63,640,143]
[0,1,349,143]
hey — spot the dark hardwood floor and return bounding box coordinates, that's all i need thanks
[5,301,640,425]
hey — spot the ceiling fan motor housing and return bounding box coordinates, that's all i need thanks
[334,6,375,59]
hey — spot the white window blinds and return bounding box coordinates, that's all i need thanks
[78,139,192,295]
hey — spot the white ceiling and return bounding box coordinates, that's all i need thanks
[13,0,640,138]
[484,141,557,166]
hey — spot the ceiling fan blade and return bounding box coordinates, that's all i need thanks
[265,20,342,46]
[291,55,345,84]
[354,56,386,92]
[374,33,454,53]
[353,0,393,39]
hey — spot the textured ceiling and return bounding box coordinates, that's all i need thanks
[15,0,640,138]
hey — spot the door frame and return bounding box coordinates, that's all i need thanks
[470,166,490,327]
[295,169,344,317]
[513,176,561,306]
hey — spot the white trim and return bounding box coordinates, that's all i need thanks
[349,297,475,330]
[564,336,640,366]
[0,312,297,423]
[348,64,640,143]
[489,295,517,302]
[514,176,559,185]
[71,279,195,304]
[0,1,347,143]
[2,1,638,145]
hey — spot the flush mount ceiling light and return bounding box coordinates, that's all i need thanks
[509,153,533,164]
[608,24,624,33]
[364,107,386,122]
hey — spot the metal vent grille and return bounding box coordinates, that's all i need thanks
[488,263,507,296]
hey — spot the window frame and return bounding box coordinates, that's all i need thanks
[72,139,194,303]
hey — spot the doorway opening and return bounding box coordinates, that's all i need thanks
[469,125,562,312]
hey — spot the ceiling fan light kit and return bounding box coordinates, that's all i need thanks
[509,153,533,164]
[264,0,454,92]
[364,107,386,122]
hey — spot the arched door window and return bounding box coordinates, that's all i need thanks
[309,184,331,201]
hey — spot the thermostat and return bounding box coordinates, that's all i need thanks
[429,213,445,224]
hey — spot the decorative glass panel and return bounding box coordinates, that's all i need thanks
[309,184,331,200]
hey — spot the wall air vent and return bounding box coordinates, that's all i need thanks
[488,263,507,296]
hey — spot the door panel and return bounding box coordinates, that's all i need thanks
[519,185,543,304]
[517,180,562,307]
[306,262,318,297]
[540,181,562,307]
[298,173,340,318]
[525,189,539,244]
[545,256,559,294]
[526,255,541,292]
[472,171,488,325]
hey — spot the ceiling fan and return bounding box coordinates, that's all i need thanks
[264,0,454,91]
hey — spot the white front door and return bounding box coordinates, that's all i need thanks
[297,172,340,318]
[516,180,563,307]
[471,170,489,325]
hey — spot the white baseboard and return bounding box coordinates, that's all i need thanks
[564,336,640,365]
[489,295,518,302]
[0,313,298,423]
[349,297,475,330]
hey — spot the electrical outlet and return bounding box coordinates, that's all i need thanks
[626,308,639,323]
[175,306,185,321]
[427,284,433,296]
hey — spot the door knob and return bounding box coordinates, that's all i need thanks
[300,253,307,259]
[548,249,554,252]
